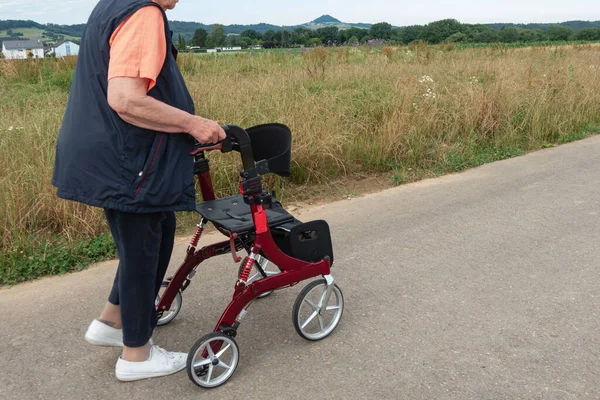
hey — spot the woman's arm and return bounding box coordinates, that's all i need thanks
[107,76,225,144]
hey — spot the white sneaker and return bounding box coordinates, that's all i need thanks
[115,346,187,382]
[85,320,124,347]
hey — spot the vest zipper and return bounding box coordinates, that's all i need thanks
[135,135,165,195]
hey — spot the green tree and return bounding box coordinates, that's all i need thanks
[421,19,463,44]
[205,35,214,48]
[347,36,359,45]
[547,25,574,41]
[315,26,339,44]
[369,22,393,40]
[446,32,468,43]
[499,27,519,43]
[191,28,208,47]
[396,26,424,44]
[308,37,323,46]
[473,27,499,43]
[572,28,600,41]
[241,29,262,41]
[240,37,253,48]
[225,35,242,47]
[340,27,368,43]
[176,33,186,50]
[263,29,279,42]
[211,24,226,46]
[279,30,291,48]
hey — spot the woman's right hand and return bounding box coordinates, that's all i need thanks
[186,116,226,144]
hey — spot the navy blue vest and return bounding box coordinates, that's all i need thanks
[52,0,196,213]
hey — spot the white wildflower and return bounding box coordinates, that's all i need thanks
[423,88,437,99]
[419,75,434,84]
[8,126,14,131]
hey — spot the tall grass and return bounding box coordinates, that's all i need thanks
[1,44,600,282]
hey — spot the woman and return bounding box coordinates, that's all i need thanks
[52,0,225,381]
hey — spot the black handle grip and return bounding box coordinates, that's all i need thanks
[221,125,255,170]
[192,125,255,171]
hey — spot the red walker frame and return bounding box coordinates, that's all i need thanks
[155,128,332,336]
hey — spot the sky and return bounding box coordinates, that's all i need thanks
[0,0,599,26]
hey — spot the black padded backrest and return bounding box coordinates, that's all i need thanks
[246,123,292,177]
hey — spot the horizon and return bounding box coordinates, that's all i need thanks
[0,0,599,26]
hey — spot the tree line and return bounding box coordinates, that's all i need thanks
[187,19,600,49]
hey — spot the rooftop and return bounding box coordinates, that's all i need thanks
[2,40,44,50]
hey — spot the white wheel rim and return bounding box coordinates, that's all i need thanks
[190,336,239,388]
[297,283,343,340]
[156,288,182,325]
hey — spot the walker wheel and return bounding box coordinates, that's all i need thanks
[238,255,281,299]
[187,333,240,389]
[155,281,183,327]
[293,279,344,341]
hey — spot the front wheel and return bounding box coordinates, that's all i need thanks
[187,333,240,389]
[293,279,344,341]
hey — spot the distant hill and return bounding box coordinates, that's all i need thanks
[312,15,342,24]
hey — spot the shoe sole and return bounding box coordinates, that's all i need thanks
[84,332,124,347]
[116,364,186,382]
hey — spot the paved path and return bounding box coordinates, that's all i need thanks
[3,137,600,400]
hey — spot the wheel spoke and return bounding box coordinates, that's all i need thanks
[194,359,212,368]
[318,314,325,332]
[304,299,319,311]
[249,272,261,282]
[318,286,327,306]
[301,311,319,329]
[319,287,333,314]
[326,305,341,312]
[205,364,213,383]
[216,344,231,358]
[218,360,231,370]
[205,343,215,358]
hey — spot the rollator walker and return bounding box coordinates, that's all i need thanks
[155,124,345,388]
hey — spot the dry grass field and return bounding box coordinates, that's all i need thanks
[1,43,599,283]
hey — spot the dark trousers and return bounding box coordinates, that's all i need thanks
[104,209,177,348]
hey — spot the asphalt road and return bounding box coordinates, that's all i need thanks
[3,137,600,400]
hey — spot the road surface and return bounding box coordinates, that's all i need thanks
[2,137,600,399]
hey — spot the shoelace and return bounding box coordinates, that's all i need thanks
[153,346,179,361]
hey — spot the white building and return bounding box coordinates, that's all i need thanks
[1,40,45,59]
[222,46,242,52]
[48,40,79,58]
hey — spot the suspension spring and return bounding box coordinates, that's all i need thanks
[238,255,256,286]
[189,224,204,249]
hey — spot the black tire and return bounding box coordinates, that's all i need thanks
[187,332,240,389]
[293,279,344,341]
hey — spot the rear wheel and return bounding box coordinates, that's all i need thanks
[156,281,183,327]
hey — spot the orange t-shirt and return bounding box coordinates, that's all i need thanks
[107,3,166,92]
